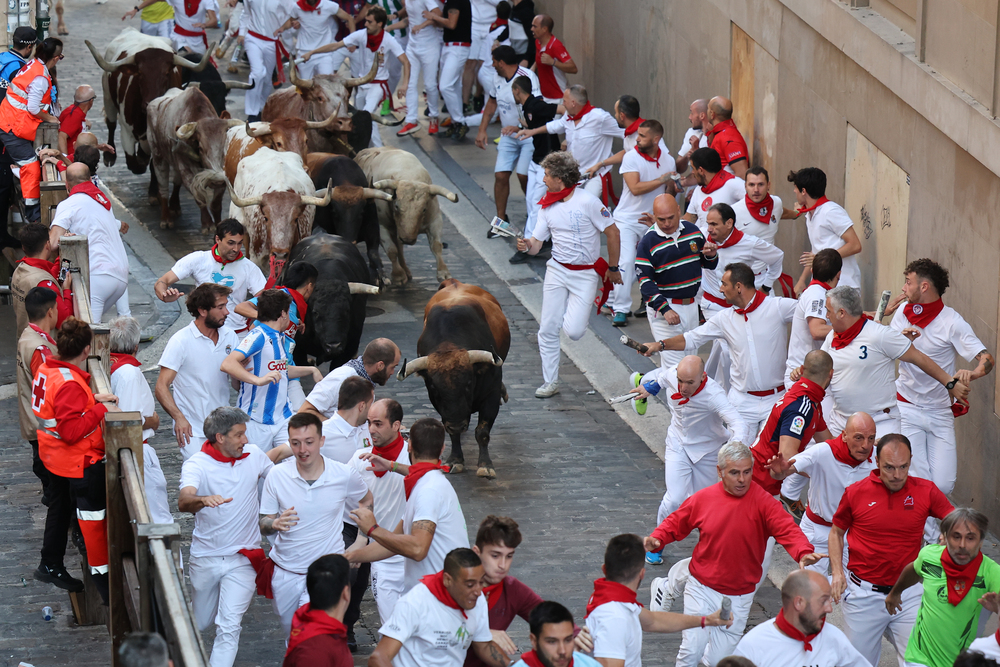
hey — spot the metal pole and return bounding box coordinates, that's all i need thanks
[34,0,46,41]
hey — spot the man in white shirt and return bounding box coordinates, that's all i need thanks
[232,0,290,121]
[735,569,869,667]
[466,0,500,97]
[275,0,354,76]
[513,602,603,667]
[732,166,793,247]
[156,283,240,459]
[48,163,131,322]
[259,412,372,636]
[394,0,444,136]
[346,417,471,593]
[369,548,508,667]
[819,284,968,437]
[762,411,876,575]
[682,148,745,235]
[584,95,669,179]
[300,337,400,419]
[674,99,707,177]
[785,248,841,388]
[314,375,374,463]
[608,120,676,327]
[124,0,220,53]
[154,219,267,336]
[179,407,274,667]
[787,167,863,292]
[515,151,622,399]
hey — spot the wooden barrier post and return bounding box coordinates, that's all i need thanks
[60,235,90,302]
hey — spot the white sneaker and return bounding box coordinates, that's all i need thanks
[649,576,676,612]
[535,382,560,398]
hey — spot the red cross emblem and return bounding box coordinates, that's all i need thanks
[31,373,47,412]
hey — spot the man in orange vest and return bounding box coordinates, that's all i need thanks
[0,37,63,222]
[32,317,120,601]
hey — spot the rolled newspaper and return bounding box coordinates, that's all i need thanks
[874,289,892,321]
[620,335,649,355]
[720,596,732,621]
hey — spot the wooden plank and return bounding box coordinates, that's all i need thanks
[90,323,111,376]
[122,555,142,632]
[730,23,755,166]
[150,540,210,667]
[59,236,90,302]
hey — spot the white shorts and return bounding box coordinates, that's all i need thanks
[245,416,290,451]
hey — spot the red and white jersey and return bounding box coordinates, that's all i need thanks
[735,618,870,667]
[343,29,404,79]
[821,320,911,417]
[969,632,1000,661]
[684,296,796,394]
[890,304,984,409]
[613,147,676,225]
[534,35,571,100]
[700,230,783,308]
[732,194,782,246]
[790,438,874,524]
[803,200,860,288]
[786,282,830,379]
[546,107,623,180]
[685,175,745,234]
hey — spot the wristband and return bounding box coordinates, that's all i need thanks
[390,460,397,473]
[608,265,619,272]
[700,616,706,629]
[366,523,379,538]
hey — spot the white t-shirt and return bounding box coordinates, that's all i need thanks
[685,175,746,234]
[732,194,782,246]
[804,200,860,288]
[110,364,156,442]
[169,0,219,34]
[179,444,273,557]
[288,0,340,52]
[786,282,830,380]
[260,456,369,574]
[890,305,984,409]
[239,0,290,40]
[735,618,869,667]
[821,320,911,416]
[791,439,875,522]
[586,601,643,667]
[380,582,492,667]
[404,0,442,45]
[700,232,783,304]
[170,250,266,331]
[491,65,539,128]
[532,189,613,266]
[677,127,703,159]
[306,361,365,418]
[402,469,470,591]
[157,322,240,450]
[613,147,676,225]
[52,193,129,282]
[969,634,1000,661]
[321,413,372,464]
[469,0,499,34]
[343,29,404,80]
[546,107,624,180]
[349,444,410,530]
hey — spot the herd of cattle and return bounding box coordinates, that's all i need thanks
[84,28,512,477]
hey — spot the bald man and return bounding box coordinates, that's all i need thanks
[58,85,108,159]
[764,411,876,575]
[675,99,708,176]
[704,96,748,179]
[735,570,868,667]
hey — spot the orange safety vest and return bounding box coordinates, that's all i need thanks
[0,59,51,140]
[32,361,105,479]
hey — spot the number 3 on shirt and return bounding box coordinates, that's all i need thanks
[858,345,868,360]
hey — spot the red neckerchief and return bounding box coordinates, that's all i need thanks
[18,256,60,281]
[774,609,822,652]
[671,373,707,405]
[70,182,111,210]
[372,433,405,478]
[830,315,871,350]
[285,604,347,656]
[482,578,504,611]
[538,185,576,209]
[734,290,765,321]
[567,102,594,122]
[521,650,572,667]
[109,353,141,375]
[623,117,645,137]
[701,169,735,194]
[904,299,944,328]
[717,227,744,249]
[706,118,737,141]
[827,433,869,467]
[634,145,661,169]
[281,286,309,321]
[28,323,56,345]
[941,547,983,606]
[183,0,200,16]
[421,571,467,618]
[366,29,385,51]
[404,461,450,500]
[797,196,830,216]
[201,440,250,465]
[490,18,507,30]
[808,279,831,290]
[211,243,244,266]
[585,578,642,617]
[745,194,774,224]
[296,0,319,10]
[786,376,826,405]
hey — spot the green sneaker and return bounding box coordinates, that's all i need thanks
[380,99,391,116]
[630,371,646,415]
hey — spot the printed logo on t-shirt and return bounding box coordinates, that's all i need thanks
[267,360,287,372]
[225,345,233,354]
[701,197,713,212]
[912,304,923,315]
[758,205,769,217]
[600,208,611,218]
[211,271,236,288]
[689,240,698,253]
[790,415,806,436]
[903,495,914,508]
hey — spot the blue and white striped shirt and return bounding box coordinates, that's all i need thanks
[234,322,294,425]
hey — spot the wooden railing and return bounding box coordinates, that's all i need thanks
[59,235,208,667]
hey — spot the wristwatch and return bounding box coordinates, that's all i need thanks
[608,265,620,272]
[945,378,958,390]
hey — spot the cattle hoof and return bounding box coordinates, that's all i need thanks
[148,197,159,207]
[436,271,451,282]
[501,382,509,404]
[476,467,496,479]
[447,462,464,474]
[159,221,174,229]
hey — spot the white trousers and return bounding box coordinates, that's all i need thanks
[173,32,208,53]
[297,52,335,78]
[438,45,469,124]
[245,416,290,451]
[387,35,408,91]
[272,566,309,638]
[141,18,173,38]
[843,575,922,667]
[701,302,732,391]
[371,557,406,625]
[180,426,207,460]
[143,442,174,524]
[799,516,849,576]
[582,176,603,199]
[676,575,755,667]
[610,218,649,315]
[647,302,699,371]
[477,62,495,98]
[829,405,901,440]
[525,161,546,238]
[404,39,441,124]
[658,444,719,523]
[244,34,278,116]
[355,83,385,147]
[728,388,784,443]
[189,554,257,667]
[90,273,128,323]
[900,402,955,542]
[538,261,600,384]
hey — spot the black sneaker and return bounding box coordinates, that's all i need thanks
[347,628,358,653]
[633,308,648,318]
[34,563,84,592]
[509,251,530,264]
[454,123,469,140]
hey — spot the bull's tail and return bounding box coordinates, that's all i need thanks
[190,169,227,208]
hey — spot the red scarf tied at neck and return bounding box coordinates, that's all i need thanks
[367,29,385,51]
[717,227,744,249]
[941,547,983,606]
[796,196,830,217]
[904,299,944,328]
[830,315,872,350]
[774,608,822,651]
[808,279,832,290]
[296,0,319,10]
[567,102,594,122]
[421,571,467,618]
[538,185,576,209]
[280,286,309,321]
[745,194,775,224]
[734,290,765,321]
[634,145,662,169]
[827,433,870,468]
[482,578,504,610]
[201,440,250,465]
[285,604,347,657]
[183,0,200,15]
[18,256,60,281]
[521,650,572,667]
[585,578,642,617]
[211,243,244,267]
[109,353,141,376]
[70,181,111,210]
[403,461,450,499]
[671,373,707,405]
[623,117,645,137]
[701,169,735,194]
[372,433,405,478]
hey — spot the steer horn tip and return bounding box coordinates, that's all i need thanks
[396,358,407,381]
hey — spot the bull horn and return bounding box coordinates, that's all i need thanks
[370,113,403,127]
[347,282,380,295]
[372,179,398,191]
[300,178,334,207]
[176,122,198,140]
[245,120,272,138]
[224,79,255,90]
[289,60,314,90]
[429,185,459,202]
[173,44,215,72]
[305,111,339,130]
[226,184,262,208]
[343,51,380,88]
[224,119,246,128]
[396,356,429,381]
[468,350,503,366]
[362,188,393,201]
[85,40,135,72]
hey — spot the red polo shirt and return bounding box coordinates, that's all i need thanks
[59,104,87,158]
[832,470,953,587]
[706,119,748,170]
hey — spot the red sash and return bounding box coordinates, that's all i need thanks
[174,23,209,49]
[702,291,729,309]
[556,257,612,315]
[248,31,290,83]
[599,171,619,206]
[237,548,275,598]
